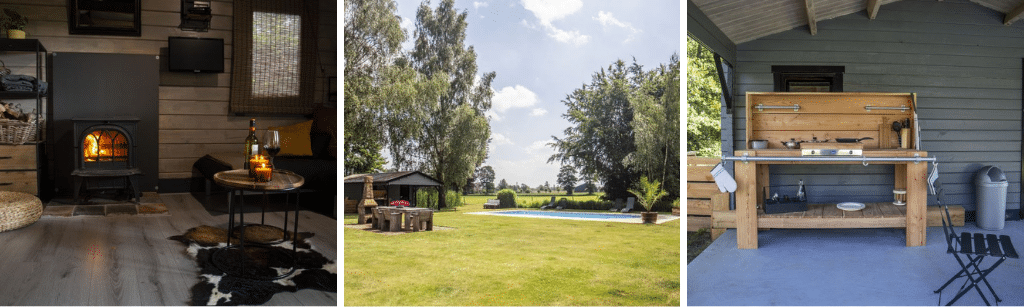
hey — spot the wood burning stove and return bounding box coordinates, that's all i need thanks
[71,118,142,203]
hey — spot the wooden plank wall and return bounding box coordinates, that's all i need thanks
[729,0,1023,211]
[0,0,336,188]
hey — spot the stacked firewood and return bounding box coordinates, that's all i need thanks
[0,101,34,122]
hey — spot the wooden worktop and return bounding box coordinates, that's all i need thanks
[736,149,927,158]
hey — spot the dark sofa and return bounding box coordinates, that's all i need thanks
[193,106,337,217]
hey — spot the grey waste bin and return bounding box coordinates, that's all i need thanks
[975,165,1008,230]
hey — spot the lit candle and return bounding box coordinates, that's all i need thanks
[248,155,268,178]
[254,163,273,182]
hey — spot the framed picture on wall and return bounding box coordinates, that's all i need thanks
[67,0,142,36]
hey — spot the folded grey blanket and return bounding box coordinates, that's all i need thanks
[2,74,35,83]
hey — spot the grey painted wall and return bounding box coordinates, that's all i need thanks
[728,0,1024,212]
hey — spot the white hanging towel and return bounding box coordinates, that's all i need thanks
[928,162,939,195]
[711,162,737,193]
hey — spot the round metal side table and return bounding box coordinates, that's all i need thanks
[211,169,304,280]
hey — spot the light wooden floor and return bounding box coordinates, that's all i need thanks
[0,193,338,306]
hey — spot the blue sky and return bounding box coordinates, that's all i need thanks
[393,0,680,187]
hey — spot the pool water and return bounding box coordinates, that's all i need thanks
[468,209,680,224]
[491,210,639,219]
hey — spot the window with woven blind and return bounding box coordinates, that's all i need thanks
[231,0,319,115]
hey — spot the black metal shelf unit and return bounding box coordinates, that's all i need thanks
[0,38,47,142]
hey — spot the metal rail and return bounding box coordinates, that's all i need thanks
[755,104,800,112]
[864,105,909,112]
[723,153,936,165]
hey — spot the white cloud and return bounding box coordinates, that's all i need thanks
[491,85,540,112]
[400,17,415,34]
[594,11,641,43]
[546,26,589,45]
[520,0,589,46]
[530,108,548,116]
[521,0,582,25]
[473,1,488,9]
[399,17,416,50]
[485,110,501,121]
[520,19,537,29]
[594,11,626,28]
[526,140,554,154]
[491,133,513,146]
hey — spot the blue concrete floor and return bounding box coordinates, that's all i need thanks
[687,221,1024,306]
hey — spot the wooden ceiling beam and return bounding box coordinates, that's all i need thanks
[867,0,882,19]
[805,0,817,35]
[1005,1,1024,25]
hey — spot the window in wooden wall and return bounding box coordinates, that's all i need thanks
[231,0,319,115]
[772,66,844,92]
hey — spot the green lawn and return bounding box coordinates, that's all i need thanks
[343,196,680,306]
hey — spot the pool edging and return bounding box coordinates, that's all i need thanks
[467,209,681,224]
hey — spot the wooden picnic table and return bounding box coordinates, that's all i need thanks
[374,206,433,232]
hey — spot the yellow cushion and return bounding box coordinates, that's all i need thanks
[268,120,313,156]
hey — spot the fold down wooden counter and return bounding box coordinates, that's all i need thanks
[733,149,929,249]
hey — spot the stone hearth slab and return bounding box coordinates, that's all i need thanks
[42,205,76,217]
[74,205,106,216]
[106,204,138,216]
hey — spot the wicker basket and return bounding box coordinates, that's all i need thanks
[0,119,37,145]
[0,191,42,232]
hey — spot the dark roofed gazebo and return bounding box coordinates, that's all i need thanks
[343,171,443,212]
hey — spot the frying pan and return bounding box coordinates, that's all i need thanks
[835,137,874,143]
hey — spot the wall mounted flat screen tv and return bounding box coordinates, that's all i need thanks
[168,37,224,73]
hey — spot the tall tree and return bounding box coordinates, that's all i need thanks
[343,0,448,176]
[405,0,496,209]
[476,165,495,193]
[626,54,681,197]
[549,59,644,200]
[687,37,722,157]
[557,165,578,195]
[498,178,509,190]
[343,0,406,174]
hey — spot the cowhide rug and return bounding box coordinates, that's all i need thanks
[170,225,337,306]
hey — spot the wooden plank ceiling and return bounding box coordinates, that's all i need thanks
[691,0,1024,44]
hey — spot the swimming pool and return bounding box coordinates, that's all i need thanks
[468,210,680,224]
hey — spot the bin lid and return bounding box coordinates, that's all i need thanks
[975,165,1007,184]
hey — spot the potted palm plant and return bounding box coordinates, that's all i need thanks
[628,176,669,224]
[1,9,26,39]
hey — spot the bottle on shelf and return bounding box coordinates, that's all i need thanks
[796,179,806,202]
[244,118,259,170]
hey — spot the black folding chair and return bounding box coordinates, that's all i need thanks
[934,186,1019,306]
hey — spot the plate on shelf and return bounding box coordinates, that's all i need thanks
[837,202,866,211]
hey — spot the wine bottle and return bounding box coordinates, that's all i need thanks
[244,118,259,170]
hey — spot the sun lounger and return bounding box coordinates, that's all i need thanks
[540,196,556,209]
[556,198,567,210]
[620,197,635,213]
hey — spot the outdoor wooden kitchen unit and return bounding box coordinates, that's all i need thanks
[734,92,928,249]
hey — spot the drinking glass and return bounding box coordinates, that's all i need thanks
[262,129,281,165]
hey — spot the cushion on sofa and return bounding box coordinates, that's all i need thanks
[309,105,336,158]
[268,120,314,157]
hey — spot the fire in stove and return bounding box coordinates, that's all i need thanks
[83,130,129,163]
